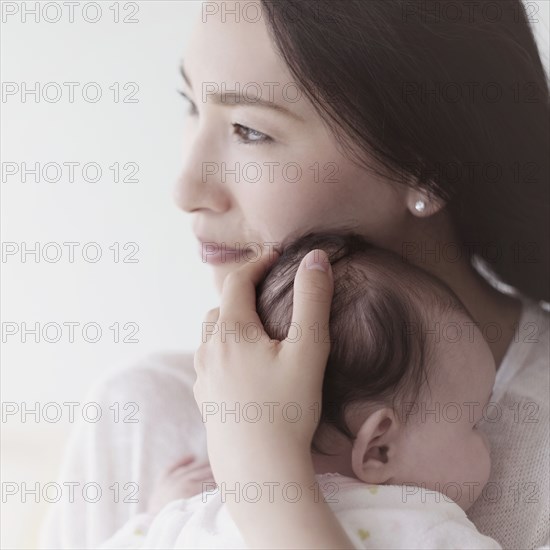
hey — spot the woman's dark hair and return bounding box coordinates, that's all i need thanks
[256,232,467,453]
[260,0,550,302]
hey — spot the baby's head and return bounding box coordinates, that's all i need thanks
[257,232,495,510]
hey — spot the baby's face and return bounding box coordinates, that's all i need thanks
[393,309,496,510]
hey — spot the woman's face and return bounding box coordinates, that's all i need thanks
[175,1,412,290]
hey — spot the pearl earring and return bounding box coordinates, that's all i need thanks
[414,200,426,213]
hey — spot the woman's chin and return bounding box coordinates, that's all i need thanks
[211,263,236,294]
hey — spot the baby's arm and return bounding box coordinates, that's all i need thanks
[327,496,502,550]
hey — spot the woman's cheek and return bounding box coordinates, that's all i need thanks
[234,178,335,241]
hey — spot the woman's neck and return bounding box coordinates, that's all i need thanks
[397,216,523,368]
[436,260,522,367]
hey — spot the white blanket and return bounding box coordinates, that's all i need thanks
[99,473,501,549]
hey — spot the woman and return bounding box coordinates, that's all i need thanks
[40,1,549,548]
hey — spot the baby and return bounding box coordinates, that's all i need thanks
[101,232,501,549]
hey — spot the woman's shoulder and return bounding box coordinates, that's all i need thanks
[87,351,197,403]
[493,300,549,399]
[106,350,195,381]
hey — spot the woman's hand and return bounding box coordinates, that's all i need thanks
[193,246,334,481]
[193,246,354,549]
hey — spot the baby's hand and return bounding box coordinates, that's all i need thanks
[147,455,216,515]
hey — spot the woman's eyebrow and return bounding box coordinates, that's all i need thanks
[179,63,305,122]
[179,63,193,91]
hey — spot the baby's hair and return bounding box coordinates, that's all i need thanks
[256,231,468,454]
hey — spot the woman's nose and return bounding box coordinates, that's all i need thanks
[173,139,231,214]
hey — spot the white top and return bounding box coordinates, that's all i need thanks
[98,474,501,549]
[39,300,550,550]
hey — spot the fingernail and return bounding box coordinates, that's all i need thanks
[305,249,329,272]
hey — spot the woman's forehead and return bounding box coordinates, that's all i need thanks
[187,6,284,83]
[184,13,320,119]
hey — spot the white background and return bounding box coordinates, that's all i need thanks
[1,1,549,548]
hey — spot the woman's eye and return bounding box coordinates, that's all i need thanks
[176,91,271,145]
[232,123,272,145]
[177,90,198,117]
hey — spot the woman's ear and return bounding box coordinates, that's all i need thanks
[406,186,446,218]
[351,408,402,485]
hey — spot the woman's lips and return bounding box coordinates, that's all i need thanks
[198,241,255,265]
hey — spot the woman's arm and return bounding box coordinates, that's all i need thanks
[193,247,355,549]
[39,354,206,549]
[221,448,355,550]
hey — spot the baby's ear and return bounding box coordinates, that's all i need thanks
[351,408,402,485]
